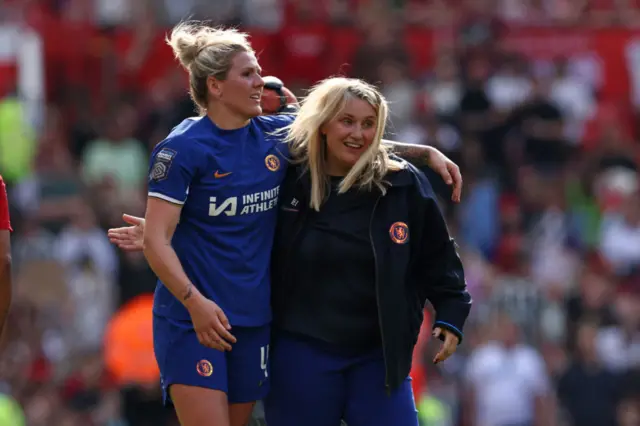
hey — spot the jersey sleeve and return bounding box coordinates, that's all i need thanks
[147,137,201,205]
[256,113,296,158]
[256,113,296,131]
[0,176,11,231]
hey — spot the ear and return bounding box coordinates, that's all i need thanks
[319,123,327,136]
[207,76,222,98]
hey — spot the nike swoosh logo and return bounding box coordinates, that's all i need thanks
[214,171,232,178]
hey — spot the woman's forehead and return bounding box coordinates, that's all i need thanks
[337,97,377,118]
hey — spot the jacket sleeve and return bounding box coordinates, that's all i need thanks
[414,187,471,343]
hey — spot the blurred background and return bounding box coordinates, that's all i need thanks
[1,0,640,425]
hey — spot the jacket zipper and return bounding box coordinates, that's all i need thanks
[281,203,308,286]
[369,193,390,393]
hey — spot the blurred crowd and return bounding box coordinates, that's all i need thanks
[1,0,640,425]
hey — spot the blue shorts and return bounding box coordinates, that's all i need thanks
[153,314,271,405]
[264,331,418,426]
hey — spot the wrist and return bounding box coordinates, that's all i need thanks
[181,284,203,310]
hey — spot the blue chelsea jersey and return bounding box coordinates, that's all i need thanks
[147,114,294,326]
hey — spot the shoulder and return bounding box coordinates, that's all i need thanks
[154,118,208,155]
[253,113,296,131]
[387,156,437,200]
[150,122,212,175]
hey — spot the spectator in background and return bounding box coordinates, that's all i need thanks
[0,93,36,185]
[54,201,117,354]
[565,259,618,352]
[486,54,532,115]
[600,193,640,275]
[423,50,463,121]
[12,109,84,233]
[457,138,500,260]
[596,284,640,372]
[351,23,409,86]
[378,60,416,132]
[557,319,622,426]
[81,102,148,202]
[515,77,571,171]
[549,58,596,144]
[463,313,553,426]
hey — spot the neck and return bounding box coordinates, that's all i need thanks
[325,160,350,177]
[207,106,251,130]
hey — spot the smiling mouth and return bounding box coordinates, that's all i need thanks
[250,93,261,102]
[344,142,364,149]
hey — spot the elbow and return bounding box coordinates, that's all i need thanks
[142,232,166,259]
[142,237,155,257]
[142,231,156,255]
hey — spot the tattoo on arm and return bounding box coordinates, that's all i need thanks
[382,140,431,167]
[183,284,194,301]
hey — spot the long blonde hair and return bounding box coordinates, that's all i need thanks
[280,77,403,211]
[166,21,253,114]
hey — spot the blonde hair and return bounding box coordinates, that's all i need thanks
[282,77,403,211]
[166,21,254,114]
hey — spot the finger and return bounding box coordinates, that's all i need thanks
[123,214,144,225]
[432,327,442,340]
[217,310,232,331]
[208,329,232,351]
[107,227,133,236]
[444,333,459,355]
[437,164,453,186]
[108,235,132,243]
[198,331,225,351]
[435,334,458,364]
[448,164,463,202]
[119,244,143,252]
[214,321,237,344]
[196,331,207,347]
[108,238,139,250]
[433,345,446,364]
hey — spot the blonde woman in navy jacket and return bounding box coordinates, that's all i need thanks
[266,77,471,426]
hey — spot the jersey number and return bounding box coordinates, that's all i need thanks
[209,196,237,216]
[260,345,269,378]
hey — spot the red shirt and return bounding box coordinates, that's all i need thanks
[0,176,12,232]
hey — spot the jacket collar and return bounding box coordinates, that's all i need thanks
[292,158,415,192]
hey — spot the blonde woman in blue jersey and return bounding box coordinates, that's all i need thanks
[109,21,463,426]
[141,22,298,426]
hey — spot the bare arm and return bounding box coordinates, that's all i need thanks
[142,197,235,350]
[142,197,200,306]
[382,140,462,202]
[383,140,435,167]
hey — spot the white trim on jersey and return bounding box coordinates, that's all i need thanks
[148,192,185,205]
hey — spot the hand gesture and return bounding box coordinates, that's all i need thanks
[187,295,237,352]
[425,147,463,203]
[108,214,145,252]
[432,327,460,364]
